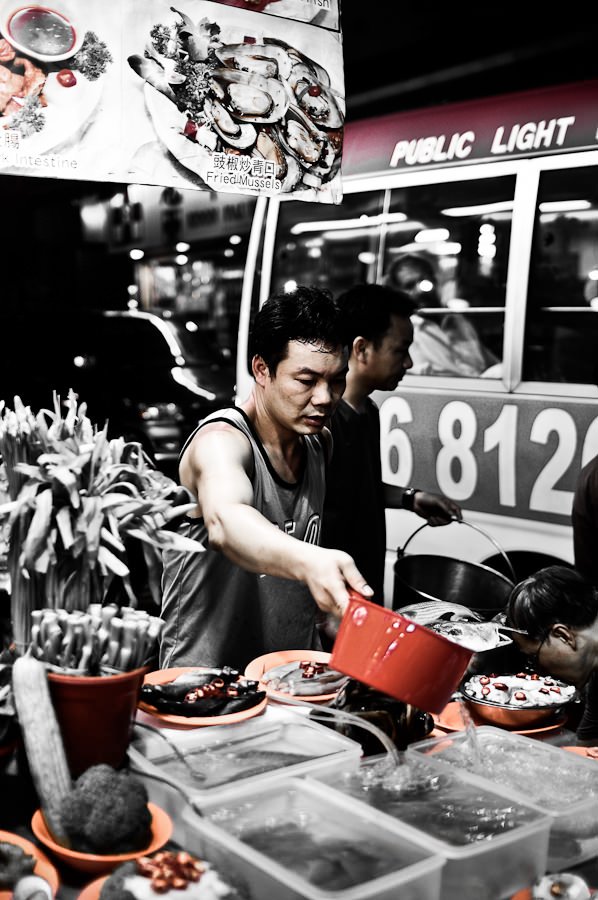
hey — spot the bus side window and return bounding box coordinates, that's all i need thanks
[525,165,598,385]
[271,191,387,297]
[381,177,514,378]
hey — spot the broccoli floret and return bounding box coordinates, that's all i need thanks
[60,764,152,855]
[8,96,45,137]
[172,58,216,121]
[72,31,113,81]
[149,24,176,58]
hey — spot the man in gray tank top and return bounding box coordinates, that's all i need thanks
[160,286,373,670]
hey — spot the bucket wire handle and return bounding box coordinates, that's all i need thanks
[398,518,517,584]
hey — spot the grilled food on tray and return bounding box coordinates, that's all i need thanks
[260,660,348,696]
[140,668,265,717]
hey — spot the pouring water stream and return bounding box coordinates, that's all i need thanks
[455,696,484,771]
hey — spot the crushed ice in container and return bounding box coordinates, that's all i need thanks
[208,790,427,889]
[151,746,314,788]
[240,821,404,889]
[432,733,598,809]
[330,758,540,845]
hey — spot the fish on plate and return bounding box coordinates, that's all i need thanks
[261,660,348,696]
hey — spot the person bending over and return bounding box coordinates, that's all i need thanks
[508,565,598,746]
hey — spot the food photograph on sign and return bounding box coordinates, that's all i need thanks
[0,0,114,166]
[124,1,345,202]
[206,0,339,29]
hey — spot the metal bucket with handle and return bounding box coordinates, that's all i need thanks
[392,519,516,621]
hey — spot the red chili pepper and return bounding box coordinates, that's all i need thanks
[480,676,490,685]
[481,686,490,695]
[514,691,527,701]
[493,682,508,690]
[184,688,201,702]
[183,120,197,141]
[57,69,76,87]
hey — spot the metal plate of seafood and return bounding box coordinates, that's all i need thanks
[397,600,513,652]
[459,672,576,728]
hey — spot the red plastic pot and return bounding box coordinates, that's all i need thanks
[48,667,148,777]
[330,594,474,715]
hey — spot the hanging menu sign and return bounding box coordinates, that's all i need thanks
[0,0,344,203]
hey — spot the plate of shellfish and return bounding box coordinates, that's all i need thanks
[459,671,577,729]
[128,5,344,198]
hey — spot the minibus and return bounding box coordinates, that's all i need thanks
[133,79,598,603]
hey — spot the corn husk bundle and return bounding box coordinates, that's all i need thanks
[29,605,164,674]
[0,391,203,652]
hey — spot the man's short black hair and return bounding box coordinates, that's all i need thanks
[335,283,416,349]
[250,285,347,373]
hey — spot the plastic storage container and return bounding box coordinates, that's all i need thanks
[181,776,445,900]
[128,706,362,808]
[311,755,551,900]
[405,726,598,870]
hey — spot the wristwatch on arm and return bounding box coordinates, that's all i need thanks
[401,487,421,511]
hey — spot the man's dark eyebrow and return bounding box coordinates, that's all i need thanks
[295,365,348,377]
[295,366,323,376]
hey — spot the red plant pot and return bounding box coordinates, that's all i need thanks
[48,667,148,777]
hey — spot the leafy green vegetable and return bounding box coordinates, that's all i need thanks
[0,391,202,647]
[172,58,216,120]
[72,31,113,81]
[8,96,45,137]
[150,23,176,58]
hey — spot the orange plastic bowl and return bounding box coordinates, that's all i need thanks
[31,802,172,875]
[330,594,474,715]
